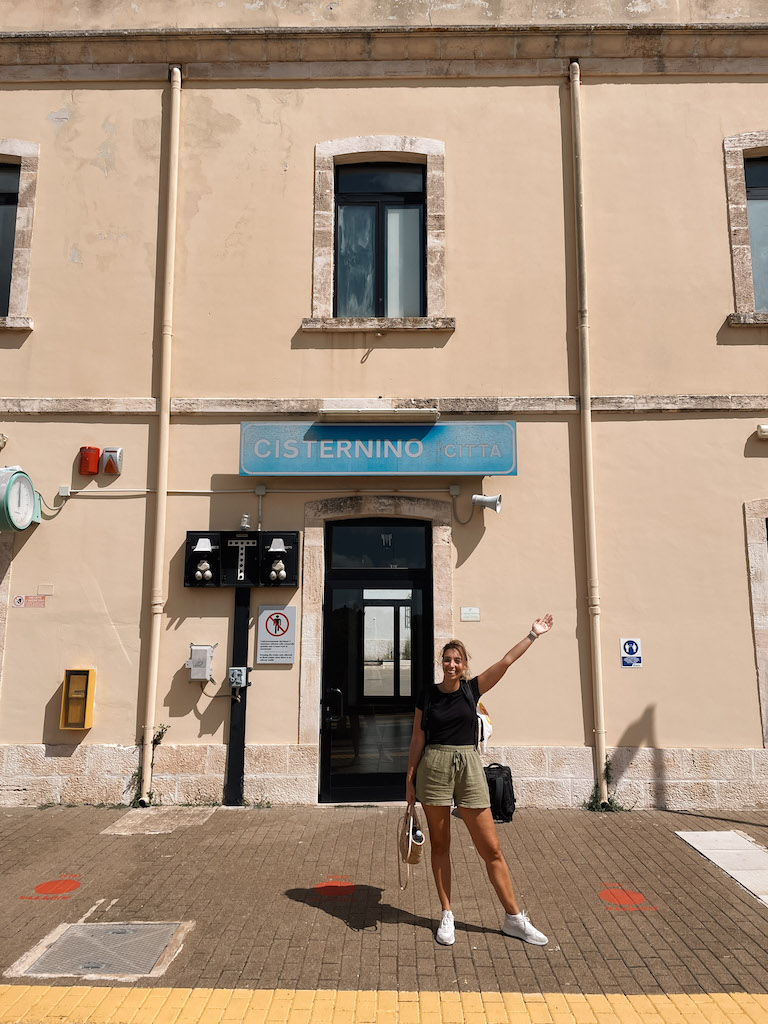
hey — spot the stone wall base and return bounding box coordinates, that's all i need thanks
[0,743,766,809]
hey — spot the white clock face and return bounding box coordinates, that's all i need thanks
[7,474,35,529]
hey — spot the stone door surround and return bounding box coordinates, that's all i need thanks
[297,495,453,755]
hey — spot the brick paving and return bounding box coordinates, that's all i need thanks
[0,804,768,1022]
[0,804,766,996]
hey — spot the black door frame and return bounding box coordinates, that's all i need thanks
[319,517,433,802]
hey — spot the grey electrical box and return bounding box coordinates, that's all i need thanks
[228,666,249,689]
[185,644,216,681]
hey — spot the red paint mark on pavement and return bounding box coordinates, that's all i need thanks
[311,875,356,902]
[35,878,81,895]
[21,874,82,901]
[20,895,72,901]
[599,883,656,912]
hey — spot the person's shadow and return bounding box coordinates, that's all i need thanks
[285,882,488,934]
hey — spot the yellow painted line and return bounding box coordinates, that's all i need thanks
[0,991,766,1024]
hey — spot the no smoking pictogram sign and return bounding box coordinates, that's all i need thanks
[266,613,289,636]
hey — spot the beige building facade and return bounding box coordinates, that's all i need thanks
[1,0,768,809]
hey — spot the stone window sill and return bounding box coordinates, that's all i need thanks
[728,312,768,326]
[0,316,33,331]
[301,316,455,332]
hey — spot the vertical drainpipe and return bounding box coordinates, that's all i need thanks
[139,64,182,806]
[569,59,609,805]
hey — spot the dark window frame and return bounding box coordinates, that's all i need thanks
[333,162,426,318]
[0,162,20,318]
[744,156,768,313]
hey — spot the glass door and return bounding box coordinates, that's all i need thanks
[320,519,433,802]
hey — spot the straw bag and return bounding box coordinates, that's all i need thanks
[397,802,425,890]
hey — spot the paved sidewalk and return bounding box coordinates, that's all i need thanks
[0,805,766,1023]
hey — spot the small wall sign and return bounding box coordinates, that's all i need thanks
[12,595,46,608]
[460,607,480,621]
[620,638,642,668]
[257,605,297,664]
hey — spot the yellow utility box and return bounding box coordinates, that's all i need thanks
[60,669,95,730]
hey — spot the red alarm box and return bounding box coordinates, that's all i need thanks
[78,447,100,475]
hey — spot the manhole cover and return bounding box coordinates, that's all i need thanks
[23,922,181,977]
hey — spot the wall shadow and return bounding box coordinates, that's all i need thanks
[41,683,89,746]
[448,479,487,568]
[744,431,768,457]
[163,663,230,738]
[610,704,668,809]
[291,326,453,352]
[0,327,32,350]
[716,317,768,346]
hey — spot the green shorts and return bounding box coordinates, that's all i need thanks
[415,745,490,809]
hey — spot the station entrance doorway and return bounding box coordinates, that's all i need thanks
[319,518,433,802]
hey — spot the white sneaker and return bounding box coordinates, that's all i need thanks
[502,910,548,945]
[436,909,455,945]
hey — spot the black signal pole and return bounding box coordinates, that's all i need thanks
[223,585,251,805]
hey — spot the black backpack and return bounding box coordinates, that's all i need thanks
[484,763,516,822]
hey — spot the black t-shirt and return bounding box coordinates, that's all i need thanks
[416,677,480,746]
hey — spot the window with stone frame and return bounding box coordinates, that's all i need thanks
[0,139,38,331]
[724,132,768,325]
[0,163,20,317]
[302,135,454,331]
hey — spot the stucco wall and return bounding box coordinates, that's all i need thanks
[172,81,569,400]
[7,75,768,401]
[1,415,764,754]
[585,79,768,395]
[0,421,151,747]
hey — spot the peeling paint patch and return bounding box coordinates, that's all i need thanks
[69,245,83,265]
[95,230,128,243]
[244,1,264,7]
[626,0,668,13]
[47,105,71,131]
[91,140,116,177]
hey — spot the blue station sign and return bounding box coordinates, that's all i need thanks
[239,421,517,477]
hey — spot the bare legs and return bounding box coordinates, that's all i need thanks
[422,805,453,910]
[458,806,521,915]
[421,804,521,916]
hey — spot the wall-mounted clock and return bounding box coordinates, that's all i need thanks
[0,466,42,532]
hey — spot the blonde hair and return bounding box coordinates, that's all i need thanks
[441,639,470,674]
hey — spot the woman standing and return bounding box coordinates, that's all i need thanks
[405,616,554,946]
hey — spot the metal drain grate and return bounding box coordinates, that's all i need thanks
[23,922,181,977]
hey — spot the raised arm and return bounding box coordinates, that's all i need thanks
[405,707,426,806]
[476,614,554,696]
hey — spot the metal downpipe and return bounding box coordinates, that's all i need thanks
[569,59,609,806]
[139,64,182,806]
